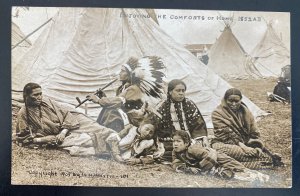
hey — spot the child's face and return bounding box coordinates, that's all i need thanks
[139,124,155,140]
[173,135,189,152]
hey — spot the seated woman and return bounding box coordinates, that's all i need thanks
[155,79,208,161]
[115,116,164,165]
[172,130,269,182]
[16,83,123,162]
[211,88,283,169]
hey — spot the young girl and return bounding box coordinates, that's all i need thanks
[115,117,164,165]
[172,130,269,182]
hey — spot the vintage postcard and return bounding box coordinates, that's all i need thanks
[11,7,291,188]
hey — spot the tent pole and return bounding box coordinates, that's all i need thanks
[12,17,53,50]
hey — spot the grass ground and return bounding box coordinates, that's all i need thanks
[11,78,292,188]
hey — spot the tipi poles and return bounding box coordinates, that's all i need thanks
[12,18,53,50]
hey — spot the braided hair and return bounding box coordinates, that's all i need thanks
[164,79,188,131]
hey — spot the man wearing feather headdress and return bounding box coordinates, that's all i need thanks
[87,56,166,132]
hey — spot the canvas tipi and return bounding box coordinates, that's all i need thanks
[11,22,32,66]
[251,22,290,77]
[12,8,266,128]
[208,24,263,79]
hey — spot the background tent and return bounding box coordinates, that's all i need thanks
[208,24,263,79]
[251,22,290,77]
[12,8,267,128]
[11,22,32,66]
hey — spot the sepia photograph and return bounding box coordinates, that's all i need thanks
[11,7,291,188]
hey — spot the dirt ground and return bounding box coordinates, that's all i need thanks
[10,78,292,188]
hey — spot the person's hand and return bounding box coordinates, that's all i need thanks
[95,90,106,99]
[55,129,68,144]
[56,133,66,144]
[190,167,201,174]
[153,149,164,159]
[125,158,141,165]
[188,167,202,175]
[86,94,100,104]
[153,141,165,158]
[193,136,209,147]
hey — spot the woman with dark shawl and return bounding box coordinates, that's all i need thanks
[16,83,123,161]
[211,88,283,169]
[155,79,208,161]
[87,56,166,132]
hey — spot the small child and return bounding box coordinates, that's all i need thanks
[113,117,164,165]
[172,130,269,182]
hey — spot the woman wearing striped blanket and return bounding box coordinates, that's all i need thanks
[211,88,283,169]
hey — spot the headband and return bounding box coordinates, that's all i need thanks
[123,64,132,73]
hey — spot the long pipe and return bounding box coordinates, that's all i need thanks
[75,78,118,108]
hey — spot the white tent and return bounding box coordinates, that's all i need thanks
[208,25,263,79]
[12,8,267,128]
[11,22,32,66]
[251,22,290,77]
